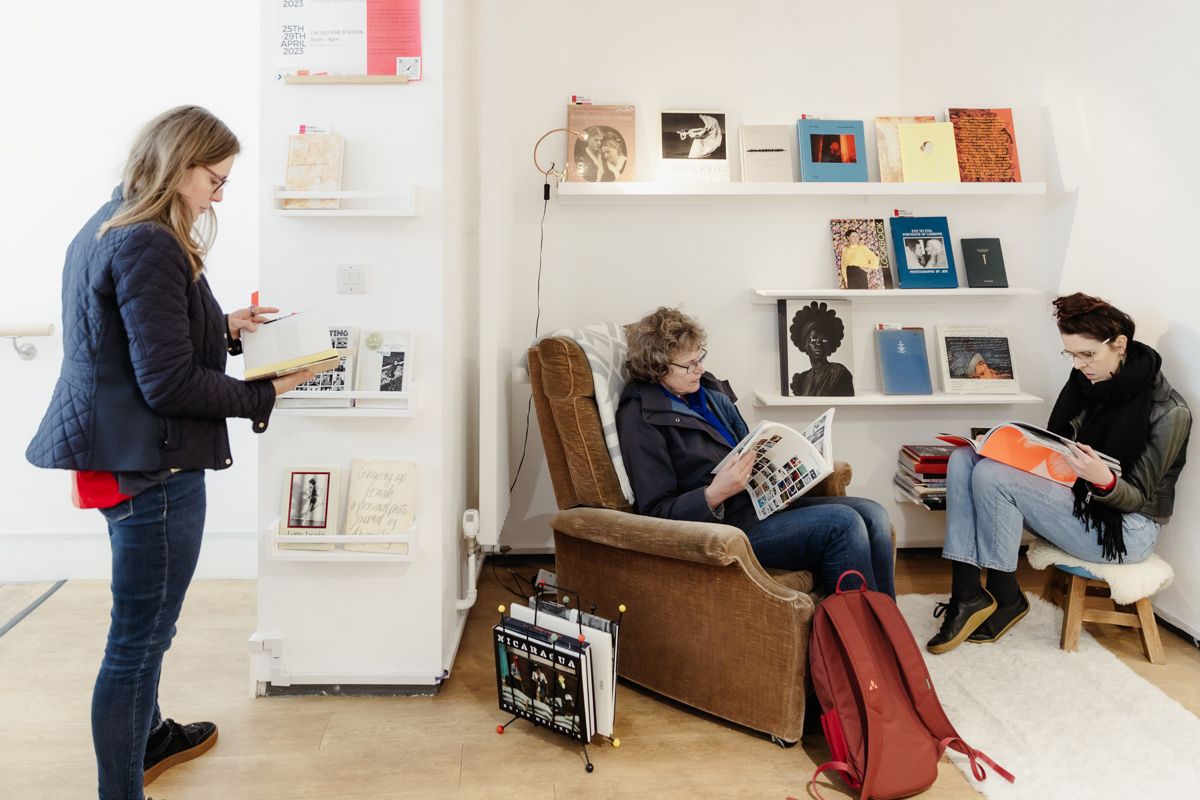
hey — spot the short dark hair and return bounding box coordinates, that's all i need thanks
[626,307,706,382]
[1052,292,1135,342]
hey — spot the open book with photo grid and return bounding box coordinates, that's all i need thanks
[711,408,836,520]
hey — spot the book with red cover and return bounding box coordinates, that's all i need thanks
[901,444,953,462]
[899,455,948,476]
[946,108,1022,182]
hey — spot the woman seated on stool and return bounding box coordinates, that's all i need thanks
[615,307,895,597]
[928,293,1192,654]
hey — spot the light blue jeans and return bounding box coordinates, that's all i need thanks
[942,448,1159,572]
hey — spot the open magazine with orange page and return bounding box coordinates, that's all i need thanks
[937,422,1120,488]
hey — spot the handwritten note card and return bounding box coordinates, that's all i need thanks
[344,459,416,554]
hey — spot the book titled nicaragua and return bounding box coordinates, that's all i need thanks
[875,328,933,395]
[889,216,958,288]
[494,617,594,744]
[961,238,1009,288]
[797,119,868,182]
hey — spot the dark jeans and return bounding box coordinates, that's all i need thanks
[746,495,895,597]
[93,470,206,799]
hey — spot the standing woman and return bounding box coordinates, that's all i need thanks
[927,293,1191,654]
[25,106,312,797]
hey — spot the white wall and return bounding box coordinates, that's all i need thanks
[0,2,261,580]
[486,1,1061,551]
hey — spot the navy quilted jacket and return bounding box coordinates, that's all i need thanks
[26,188,275,472]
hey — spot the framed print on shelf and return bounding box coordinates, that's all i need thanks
[936,324,1019,394]
[279,467,340,550]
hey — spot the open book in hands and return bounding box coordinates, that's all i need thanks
[711,408,836,521]
[937,422,1121,488]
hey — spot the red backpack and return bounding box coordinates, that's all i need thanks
[804,571,1014,800]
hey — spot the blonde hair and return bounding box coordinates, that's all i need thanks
[625,307,707,383]
[99,106,240,279]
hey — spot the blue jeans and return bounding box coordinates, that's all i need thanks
[746,496,895,597]
[942,448,1159,571]
[93,470,206,800]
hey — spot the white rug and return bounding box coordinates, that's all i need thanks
[897,593,1200,799]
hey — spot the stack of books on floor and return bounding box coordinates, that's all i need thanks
[493,593,619,745]
[894,444,953,510]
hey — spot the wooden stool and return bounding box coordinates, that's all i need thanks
[1032,542,1171,666]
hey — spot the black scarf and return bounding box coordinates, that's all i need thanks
[1046,341,1160,561]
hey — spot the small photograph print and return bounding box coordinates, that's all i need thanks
[661,112,727,160]
[945,336,1015,380]
[379,350,406,392]
[287,472,331,529]
[572,125,631,182]
[902,235,950,272]
[810,133,858,164]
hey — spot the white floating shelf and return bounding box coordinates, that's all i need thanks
[752,288,1043,303]
[556,181,1046,203]
[266,523,415,562]
[754,390,1044,407]
[276,389,412,417]
[269,185,418,217]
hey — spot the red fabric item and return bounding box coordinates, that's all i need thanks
[72,471,131,510]
[806,570,1015,799]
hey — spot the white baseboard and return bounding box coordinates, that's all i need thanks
[0,530,257,581]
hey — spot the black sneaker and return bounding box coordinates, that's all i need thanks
[968,593,1030,643]
[926,590,997,654]
[143,719,218,787]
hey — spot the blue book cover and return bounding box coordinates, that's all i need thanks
[889,216,958,288]
[797,119,868,182]
[876,329,933,395]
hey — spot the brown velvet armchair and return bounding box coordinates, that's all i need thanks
[528,336,856,744]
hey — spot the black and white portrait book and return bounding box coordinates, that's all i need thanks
[777,299,856,397]
[936,324,1020,394]
[355,330,411,407]
[279,466,340,550]
[660,110,729,183]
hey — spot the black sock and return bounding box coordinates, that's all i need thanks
[986,570,1023,606]
[950,561,984,603]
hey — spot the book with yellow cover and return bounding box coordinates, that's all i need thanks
[874,115,936,182]
[241,311,340,381]
[898,122,960,182]
[282,132,345,209]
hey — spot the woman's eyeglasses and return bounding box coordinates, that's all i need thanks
[1060,338,1111,365]
[201,165,229,195]
[669,350,708,374]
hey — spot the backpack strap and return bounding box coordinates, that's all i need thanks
[860,593,1016,786]
[805,761,855,800]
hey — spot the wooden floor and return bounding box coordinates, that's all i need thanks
[1,553,1198,799]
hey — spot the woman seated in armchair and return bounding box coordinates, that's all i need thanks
[927,293,1192,654]
[615,307,895,597]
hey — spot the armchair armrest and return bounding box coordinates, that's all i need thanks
[807,461,851,498]
[552,506,814,608]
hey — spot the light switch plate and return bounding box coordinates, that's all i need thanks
[337,263,365,294]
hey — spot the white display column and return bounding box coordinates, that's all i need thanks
[249,0,476,693]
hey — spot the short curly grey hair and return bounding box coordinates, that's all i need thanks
[625,307,706,383]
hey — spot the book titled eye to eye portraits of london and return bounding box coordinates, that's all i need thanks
[710,408,836,521]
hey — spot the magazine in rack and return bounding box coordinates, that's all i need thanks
[937,422,1120,488]
[712,408,836,521]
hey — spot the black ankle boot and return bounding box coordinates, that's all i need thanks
[926,590,997,654]
[143,719,218,786]
[968,592,1030,643]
